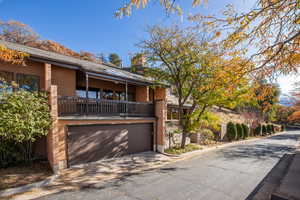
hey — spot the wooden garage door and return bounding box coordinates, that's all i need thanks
[67,123,153,166]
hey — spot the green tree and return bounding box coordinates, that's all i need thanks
[0,81,51,162]
[108,53,122,67]
[142,25,252,148]
[255,124,262,136]
[262,125,267,136]
[226,122,237,141]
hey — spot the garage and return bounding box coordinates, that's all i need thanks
[67,123,153,166]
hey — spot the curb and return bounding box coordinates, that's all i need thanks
[0,175,58,198]
[172,132,287,160]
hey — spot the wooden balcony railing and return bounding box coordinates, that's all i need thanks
[58,96,154,117]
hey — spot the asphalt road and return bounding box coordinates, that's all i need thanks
[37,131,300,200]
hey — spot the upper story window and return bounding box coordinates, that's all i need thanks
[16,73,40,91]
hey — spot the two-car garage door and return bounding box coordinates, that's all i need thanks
[67,123,153,166]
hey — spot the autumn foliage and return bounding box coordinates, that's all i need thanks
[0,45,28,65]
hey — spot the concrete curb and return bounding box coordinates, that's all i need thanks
[174,132,287,160]
[0,175,58,198]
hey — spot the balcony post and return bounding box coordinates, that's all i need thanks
[85,73,89,114]
[125,81,128,116]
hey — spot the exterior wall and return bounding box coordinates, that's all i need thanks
[0,60,45,90]
[135,86,149,102]
[51,65,76,96]
[154,87,167,101]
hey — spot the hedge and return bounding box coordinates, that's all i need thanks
[236,123,244,140]
[242,124,249,139]
[227,122,237,141]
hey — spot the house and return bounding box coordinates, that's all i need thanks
[0,40,168,172]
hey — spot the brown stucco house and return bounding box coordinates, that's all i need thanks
[0,40,168,172]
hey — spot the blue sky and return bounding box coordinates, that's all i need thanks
[0,0,296,96]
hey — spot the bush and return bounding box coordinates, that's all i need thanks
[242,124,249,138]
[236,123,244,140]
[254,124,262,136]
[271,124,275,134]
[227,122,237,141]
[0,88,51,163]
[281,124,285,131]
[199,129,215,144]
[267,124,272,134]
[262,125,268,135]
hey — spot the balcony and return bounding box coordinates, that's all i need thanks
[58,96,155,118]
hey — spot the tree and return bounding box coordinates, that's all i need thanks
[236,123,244,140]
[0,20,39,44]
[141,25,252,147]
[109,53,122,67]
[116,0,199,17]
[0,81,51,162]
[253,81,280,122]
[0,45,28,65]
[190,0,300,76]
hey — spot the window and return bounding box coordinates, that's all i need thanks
[167,107,179,120]
[0,71,14,93]
[102,89,114,100]
[116,91,126,101]
[16,73,40,91]
[76,88,99,99]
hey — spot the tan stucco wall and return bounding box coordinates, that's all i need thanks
[51,65,76,96]
[0,60,45,89]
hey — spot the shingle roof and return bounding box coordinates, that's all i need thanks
[0,40,154,84]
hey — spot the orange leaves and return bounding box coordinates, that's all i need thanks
[0,45,28,65]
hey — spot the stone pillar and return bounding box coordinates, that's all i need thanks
[135,86,149,102]
[155,100,167,153]
[47,85,67,173]
[44,63,51,91]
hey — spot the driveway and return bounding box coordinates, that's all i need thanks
[35,131,300,200]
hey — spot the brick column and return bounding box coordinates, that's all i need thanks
[44,63,51,91]
[154,87,166,101]
[47,85,67,172]
[155,100,167,153]
[135,86,149,102]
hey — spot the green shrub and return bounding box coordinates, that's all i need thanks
[227,122,237,141]
[271,124,275,134]
[281,124,285,131]
[262,125,267,135]
[242,124,249,138]
[236,123,244,140]
[267,124,272,135]
[0,87,51,163]
[254,124,262,136]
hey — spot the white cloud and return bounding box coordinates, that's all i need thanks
[276,73,300,95]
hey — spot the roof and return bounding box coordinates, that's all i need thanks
[0,40,154,85]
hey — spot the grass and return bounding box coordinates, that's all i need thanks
[0,161,53,190]
[165,143,203,155]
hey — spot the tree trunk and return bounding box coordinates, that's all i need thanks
[181,131,187,148]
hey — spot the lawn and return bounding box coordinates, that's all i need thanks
[164,143,203,155]
[0,161,53,190]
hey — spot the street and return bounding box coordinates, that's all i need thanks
[37,131,300,200]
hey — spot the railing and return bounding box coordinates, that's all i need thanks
[58,96,154,117]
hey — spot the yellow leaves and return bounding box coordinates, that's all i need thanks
[0,45,28,65]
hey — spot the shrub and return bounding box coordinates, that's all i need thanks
[0,88,51,163]
[271,124,275,134]
[281,125,285,131]
[227,122,237,141]
[242,124,249,138]
[254,124,262,136]
[236,123,244,140]
[266,124,272,134]
[262,125,267,135]
[199,129,215,144]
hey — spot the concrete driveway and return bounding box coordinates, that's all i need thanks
[35,131,300,200]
